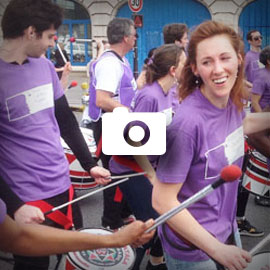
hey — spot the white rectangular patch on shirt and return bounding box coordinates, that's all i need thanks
[224,126,244,165]
[6,83,54,122]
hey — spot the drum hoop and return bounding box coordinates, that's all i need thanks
[67,227,136,270]
[247,251,270,268]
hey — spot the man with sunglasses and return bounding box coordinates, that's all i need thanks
[237,30,265,237]
[244,30,263,84]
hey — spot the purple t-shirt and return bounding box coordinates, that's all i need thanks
[109,81,174,174]
[0,57,70,202]
[251,67,270,109]
[244,50,260,83]
[0,198,6,225]
[156,89,245,262]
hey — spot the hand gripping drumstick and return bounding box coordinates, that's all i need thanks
[54,35,67,64]
[249,233,270,256]
[44,171,146,216]
[145,165,242,233]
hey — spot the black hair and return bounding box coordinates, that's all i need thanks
[2,0,63,39]
[259,46,270,66]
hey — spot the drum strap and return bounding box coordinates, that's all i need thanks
[112,155,144,173]
[112,156,144,202]
[95,136,102,158]
[26,186,74,230]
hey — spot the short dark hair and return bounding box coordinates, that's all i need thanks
[259,46,270,66]
[163,23,188,44]
[1,0,63,39]
[246,30,259,41]
[107,18,134,45]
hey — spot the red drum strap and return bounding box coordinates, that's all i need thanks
[112,155,144,173]
[112,156,144,203]
[95,136,102,158]
[27,186,74,229]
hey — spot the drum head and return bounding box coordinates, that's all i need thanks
[246,252,270,270]
[67,228,136,270]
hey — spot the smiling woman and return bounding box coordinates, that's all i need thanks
[151,20,270,270]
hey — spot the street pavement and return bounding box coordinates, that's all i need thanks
[0,71,269,270]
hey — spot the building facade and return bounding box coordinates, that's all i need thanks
[0,0,269,70]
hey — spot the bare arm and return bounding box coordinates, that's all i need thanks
[96,90,126,112]
[243,112,270,135]
[251,93,262,112]
[0,215,155,256]
[152,178,251,270]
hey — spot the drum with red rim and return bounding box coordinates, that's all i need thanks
[65,228,136,270]
[242,150,270,198]
[61,127,98,190]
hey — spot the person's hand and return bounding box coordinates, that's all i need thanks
[211,243,252,270]
[14,204,45,224]
[90,166,111,185]
[61,62,72,90]
[111,219,155,248]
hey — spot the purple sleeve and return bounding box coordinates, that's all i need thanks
[133,93,158,113]
[156,124,195,183]
[0,198,7,224]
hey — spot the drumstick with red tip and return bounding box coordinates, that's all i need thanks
[43,171,146,216]
[145,165,242,233]
[68,80,78,89]
[70,37,94,43]
[54,35,67,64]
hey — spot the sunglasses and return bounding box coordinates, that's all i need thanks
[253,36,263,41]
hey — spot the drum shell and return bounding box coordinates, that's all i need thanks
[246,252,270,270]
[242,151,270,198]
[65,228,136,270]
[61,127,98,190]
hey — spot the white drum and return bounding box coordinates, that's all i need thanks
[65,228,136,270]
[242,150,270,198]
[61,127,98,189]
[246,252,270,270]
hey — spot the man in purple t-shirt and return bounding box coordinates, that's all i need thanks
[0,1,110,270]
[236,29,265,237]
[244,30,263,84]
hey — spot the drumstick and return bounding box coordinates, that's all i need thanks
[145,165,242,233]
[44,172,145,215]
[250,233,270,256]
[44,177,129,216]
[70,37,94,43]
[99,171,145,180]
[53,35,67,64]
[56,43,67,64]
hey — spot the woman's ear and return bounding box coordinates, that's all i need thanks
[169,65,176,77]
[237,53,243,67]
[191,63,198,76]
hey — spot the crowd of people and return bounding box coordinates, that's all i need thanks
[0,1,269,270]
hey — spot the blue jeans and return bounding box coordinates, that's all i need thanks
[164,252,218,270]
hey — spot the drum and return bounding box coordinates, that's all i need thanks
[65,228,136,270]
[61,127,98,190]
[242,150,270,198]
[246,252,270,270]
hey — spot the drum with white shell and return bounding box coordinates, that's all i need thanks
[61,127,98,189]
[242,150,270,198]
